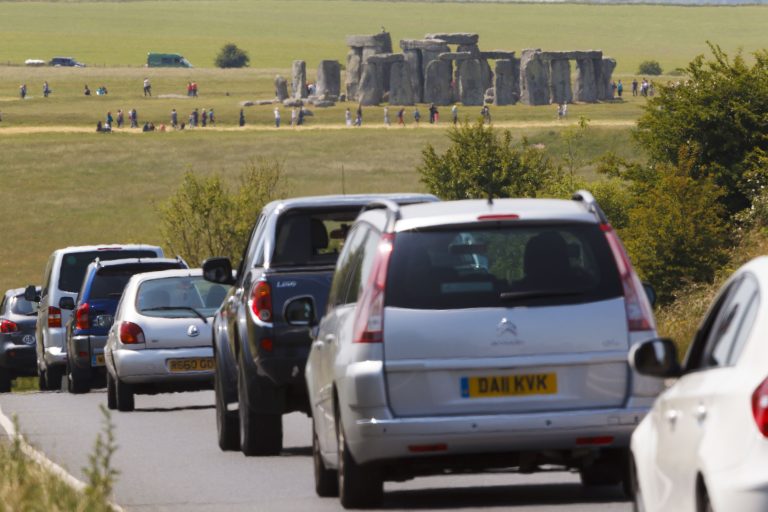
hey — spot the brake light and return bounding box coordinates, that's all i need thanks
[602,224,655,331]
[250,281,273,323]
[48,306,62,328]
[576,436,614,446]
[752,377,768,437]
[477,214,520,221]
[0,320,18,333]
[353,233,395,343]
[119,321,145,344]
[75,303,90,330]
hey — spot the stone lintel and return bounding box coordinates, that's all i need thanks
[365,53,405,64]
[542,50,603,61]
[438,51,473,61]
[424,33,479,45]
[399,39,450,51]
[480,50,516,60]
[346,32,391,49]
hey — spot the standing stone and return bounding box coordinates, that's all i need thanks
[403,49,423,103]
[549,59,573,105]
[575,58,599,103]
[317,60,341,99]
[493,59,519,105]
[598,57,617,100]
[520,49,550,106]
[346,49,363,101]
[458,58,484,106]
[479,59,493,93]
[358,61,383,105]
[292,60,307,99]
[274,75,289,101]
[457,44,481,58]
[423,59,453,106]
[389,61,414,105]
[421,43,450,83]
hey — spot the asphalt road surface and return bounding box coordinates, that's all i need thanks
[0,390,632,512]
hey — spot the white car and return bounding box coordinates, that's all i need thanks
[105,269,228,412]
[306,192,661,508]
[630,256,768,512]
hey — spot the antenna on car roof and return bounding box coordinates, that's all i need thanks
[487,192,494,206]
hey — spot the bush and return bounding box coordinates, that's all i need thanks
[214,43,250,68]
[637,60,662,75]
[158,158,284,266]
[418,120,556,200]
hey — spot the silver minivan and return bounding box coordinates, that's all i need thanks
[26,245,163,390]
[305,192,662,508]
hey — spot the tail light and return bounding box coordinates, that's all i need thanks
[353,233,395,343]
[602,224,655,331]
[119,321,145,344]
[48,306,62,328]
[0,320,19,333]
[250,281,273,323]
[752,376,768,437]
[75,303,90,330]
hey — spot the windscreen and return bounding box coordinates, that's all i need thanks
[89,263,183,300]
[271,209,360,267]
[58,250,158,293]
[385,224,623,310]
[136,276,226,318]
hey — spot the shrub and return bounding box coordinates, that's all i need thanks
[214,43,250,68]
[158,158,284,266]
[637,60,663,75]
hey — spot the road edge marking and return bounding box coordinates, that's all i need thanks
[0,401,125,512]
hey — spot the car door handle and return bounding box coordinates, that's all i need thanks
[665,410,679,423]
[694,405,707,422]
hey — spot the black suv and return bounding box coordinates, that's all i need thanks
[0,287,40,392]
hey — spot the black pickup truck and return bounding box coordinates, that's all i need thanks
[203,194,437,455]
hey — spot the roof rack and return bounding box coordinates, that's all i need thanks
[360,199,402,232]
[572,189,609,225]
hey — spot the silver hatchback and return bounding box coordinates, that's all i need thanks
[305,192,662,508]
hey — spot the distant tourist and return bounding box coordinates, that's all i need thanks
[429,103,438,124]
[345,108,352,127]
[106,111,114,127]
[617,80,624,98]
[383,106,390,126]
[201,108,208,127]
[116,109,124,128]
[355,104,363,127]
[274,107,281,128]
[84,84,91,96]
[191,82,198,97]
[298,108,305,126]
[611,81,617,99]
[19,84,26,99]
[413,107,421,126]
[481,105,491,124]
[208,108,215,126]
[96,121,102,132]
[171,108,178,128]
[632,78,638,96]
[129,108,138,128]
[451,104,458,125]
[192,108,199,127]
[143,78,152,97]
[43,81,51,98]
[239,109,245,127]
[96,85,108,96]
[397,108,405,126]
[187,82,193,97]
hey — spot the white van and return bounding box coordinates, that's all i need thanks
[26,245,163,390]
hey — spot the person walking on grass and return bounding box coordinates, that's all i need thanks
[397,107,405,126]
[201,109,208,127]
[345,108,352,127]
[192,108,199,127]
[106,111,114,128]
[413,107,421,126]
[383,106,390,126]
[239,109,245,127]
[171,108,178,128]
[355,104,363,127]
[129,108,138,128]
[451,104,458,125]
[481,105,491,124]
[19,84,27,100]
[43,81,51,98]
[208,108,215,126]
[143,77,152,97]
[274,107,281,128]
[617,80,624,98]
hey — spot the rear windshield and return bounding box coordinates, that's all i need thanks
[136,276,227,318]
[385,224,623,309]
[271,209,360,267]
[88,263,183,300]
[58,250,158,293]
[10,295,37,315]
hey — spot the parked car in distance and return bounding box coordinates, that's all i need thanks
[49,56,84,67]
[105,269,228,412]
[305,192,661,508]
[147,52,192,68]
[25,244,165,391]
[0,287,40,392]
[24,59,46,67]
[630,256,768,512]
[202,193,438,456]
[63,257,189,394]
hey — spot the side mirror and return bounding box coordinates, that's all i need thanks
[630,338,681,378]
[59,297,76,310]
[24,285,40,302]
[643,282,657,308]
[202,257,236,285]
[284,296,316,327]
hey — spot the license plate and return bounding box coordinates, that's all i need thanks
[167,357,214,373]
[460,373,557,398]
[91,354,105,367]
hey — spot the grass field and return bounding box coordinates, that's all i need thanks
[0,0,766,73]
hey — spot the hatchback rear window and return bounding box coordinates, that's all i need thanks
[271,209,360,267]
[136,276,226,318]
[10,295,37,315]
[89,263,183,300]
[58,250,158,293]
[385,224,622,309]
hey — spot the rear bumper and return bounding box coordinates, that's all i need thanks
[112,347,214,385]
[346,406,648,465]
[70,334,107,369]
[0,344,36,375]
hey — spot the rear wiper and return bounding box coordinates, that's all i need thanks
[500,289,585,301]
[141,306,208,324]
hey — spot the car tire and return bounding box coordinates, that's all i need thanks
[337,413,382,508]
[580,450,625,488]
[106,372,117,410]
[238,359,282,456]
[115,376,135,412]
[0,371,11,393]
[215,368,240,451]
[46,365,64,391]
[67,360,90,394]
[313,427,338,497]
[630,454,646,512]
[698,479,714,512]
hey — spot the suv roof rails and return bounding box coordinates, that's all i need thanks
[572,189,609,225]
[360,199,402,232]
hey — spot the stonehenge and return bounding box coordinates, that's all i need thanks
[281,32,618,108]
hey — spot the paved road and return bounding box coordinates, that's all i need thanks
[0,390,631,511]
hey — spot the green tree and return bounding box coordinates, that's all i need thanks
[637,60,663,75]
[158,158,284,266]
[214,43,250,68]
[418,120,555,200]
[635,43,768,215]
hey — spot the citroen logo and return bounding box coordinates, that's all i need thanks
[187,325,200,337]
[497,317,517,337]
